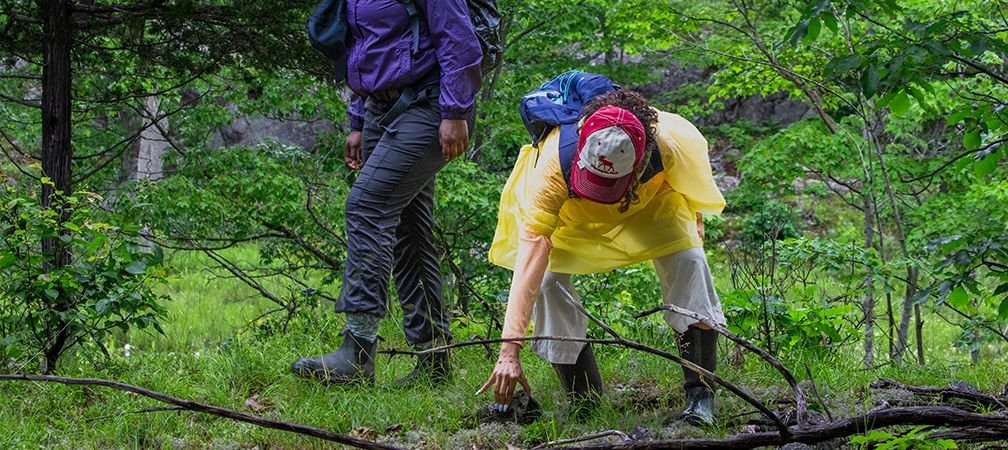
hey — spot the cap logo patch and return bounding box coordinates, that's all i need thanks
[594,155,617,174]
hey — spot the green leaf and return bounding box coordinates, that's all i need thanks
[787,19,810,47]
[822,13,838,33]
[948,285,968,308]
[963,130,981,150]
[125,261,147,275]
[995,282,1008,296]
[975,150,998,177]
[44,289,59,300]
[889,91,912,115]
[825,55,864,75]
[96,298,114,315]
[802,17,822,45]
[999,298,1008,320]
[921,39,950,56]
[0,252,16,270]
[860,64,880,98]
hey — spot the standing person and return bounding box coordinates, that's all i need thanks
[478,89,727,425]
[292,0,482,386]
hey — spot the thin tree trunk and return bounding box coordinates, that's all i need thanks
[40,0,74,373]
[131,96,167,181]
[867,115,918,361]
[887,292,895,358]
[915,305,925,364]
[862,190,875,369]
[970,327,980,364]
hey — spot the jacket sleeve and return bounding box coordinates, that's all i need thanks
[657,111,726,215]
[416,0,483,120]
[348,93,365,131]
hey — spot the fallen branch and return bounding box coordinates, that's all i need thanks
[532,430,631,449]
[634,303,808,423]
[0,374,399,450]
[561,406,1008,449]
[871,378,1008,410]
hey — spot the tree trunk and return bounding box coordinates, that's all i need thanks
[130,95,168,181]
[40,0,74,374]
[915,304,925,364]
[862,190,875,369]
[868,115,918,361]
[970,327,980,364]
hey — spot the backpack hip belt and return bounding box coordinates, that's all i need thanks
[373,68,441,134]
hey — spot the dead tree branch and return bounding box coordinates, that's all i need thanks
[871,378,1008,410]
[0,374,400,450]
[562,406,1008,449]
[533,430,632,449]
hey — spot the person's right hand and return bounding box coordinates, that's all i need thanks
[344,130,362,170]
[477,342,531,406]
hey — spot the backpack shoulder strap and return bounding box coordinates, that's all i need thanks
[558,124,579,192]
[399,0,421,54]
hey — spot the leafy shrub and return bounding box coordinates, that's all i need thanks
[722,237,873,354]
[739,200,801,246]
[851,426,957,450]
[0,184,167,372]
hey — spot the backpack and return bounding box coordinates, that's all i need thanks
[518,71,664,185]
[307,0,503,82]
[306,0,349,82]
[401,0,503,76]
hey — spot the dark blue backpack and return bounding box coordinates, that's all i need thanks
[519,71,664,185]
[306,0,349,82]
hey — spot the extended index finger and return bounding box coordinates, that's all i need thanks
[476,376,494,396]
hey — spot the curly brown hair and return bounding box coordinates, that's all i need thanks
[578,90,658,213]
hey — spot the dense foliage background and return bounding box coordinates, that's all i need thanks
[0,0,1005,447]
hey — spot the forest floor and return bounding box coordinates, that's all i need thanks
[1,248,1005,449]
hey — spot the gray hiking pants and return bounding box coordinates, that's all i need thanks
[335,92,468,347]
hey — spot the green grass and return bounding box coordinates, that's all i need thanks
[1,249,1005,449]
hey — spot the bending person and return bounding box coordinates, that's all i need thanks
[480,90,726,425]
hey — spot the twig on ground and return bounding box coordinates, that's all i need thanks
[87,405,185,422]
[532,430,631,449]
[803,363,833,422]
[0,374,400,450]
[634,303,808,423]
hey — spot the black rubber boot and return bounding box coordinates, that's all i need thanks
[396,350,451,386]
[678,327,717,427]
[291,330,376,384]
[552,344,604,415]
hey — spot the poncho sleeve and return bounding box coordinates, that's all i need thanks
[515,131,570,236]
[656,111,726,215]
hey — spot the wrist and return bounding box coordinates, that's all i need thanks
[500,341,522,357]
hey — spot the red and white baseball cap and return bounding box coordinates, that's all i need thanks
[571,105,647,204]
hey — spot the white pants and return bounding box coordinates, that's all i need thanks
[530,247,726,364]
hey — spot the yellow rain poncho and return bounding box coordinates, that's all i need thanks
[488,110,725,275]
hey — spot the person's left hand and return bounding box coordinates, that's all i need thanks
[439,119,469,161]
[477,342,531,407]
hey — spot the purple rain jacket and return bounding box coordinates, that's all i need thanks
[345,0,483,130]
